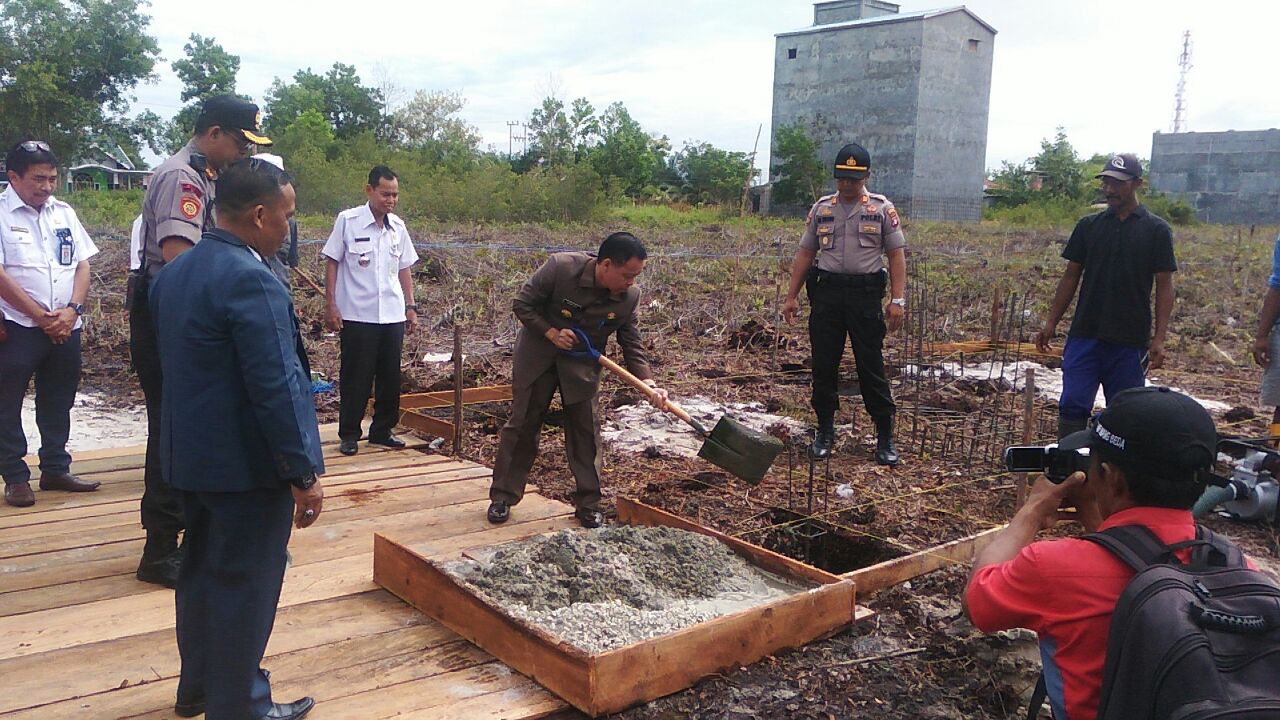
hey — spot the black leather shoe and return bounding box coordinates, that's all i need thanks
[136,546,183,588]
[38,471,100,492]
[4,482,34,507]
[487,501,509,524]
[367,435,406,449]
[874,415,900,466]
[810,426,835,460]
[264,697,315,719]
[338,439,358,456]
[575,508,604,529]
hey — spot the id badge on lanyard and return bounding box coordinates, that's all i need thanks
[55,228,74,266]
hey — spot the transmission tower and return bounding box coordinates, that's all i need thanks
[1172,30,1192,133]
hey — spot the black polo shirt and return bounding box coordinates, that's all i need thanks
[1063,205,1176,348]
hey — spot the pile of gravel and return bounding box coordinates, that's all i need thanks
[444,525,804,653]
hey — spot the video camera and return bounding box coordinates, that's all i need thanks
[1003,444,1091,483]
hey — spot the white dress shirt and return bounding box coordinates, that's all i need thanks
[321,203,419,324]
[0,186,98,329]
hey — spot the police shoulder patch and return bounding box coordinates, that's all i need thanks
[179,182,204,199]
[887,206,900,228]
[180,195,201,220]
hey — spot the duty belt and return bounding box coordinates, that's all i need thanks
[809,268,887,289]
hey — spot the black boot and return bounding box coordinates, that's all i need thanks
[136,534,183,588]
[811,421,836,460]
[874,415,899,466]
[1057,414,1088,440]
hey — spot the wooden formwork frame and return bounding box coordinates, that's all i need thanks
[374,498,871,717]
[396,385,513,451]
[845,525,1005,595]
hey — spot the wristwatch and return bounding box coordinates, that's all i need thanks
[67,302,85,316]
[405,303,419,312]
[288,473,317,490]
[890,298,907,308]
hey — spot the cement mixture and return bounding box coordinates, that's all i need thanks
[444,525,807,654]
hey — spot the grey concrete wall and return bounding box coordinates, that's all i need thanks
[911,12,994,221]
[771,18,925,210]
[814,0,900,25]
[1150,129,1280,225]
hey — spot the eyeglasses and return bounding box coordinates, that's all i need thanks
[17,141,52,153]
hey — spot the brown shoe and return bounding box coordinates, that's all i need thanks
[39,472,100,492]
[4,482,35,507]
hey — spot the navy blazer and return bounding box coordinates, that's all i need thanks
[151,227,324,492]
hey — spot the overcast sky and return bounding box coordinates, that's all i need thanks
[131,0,1280,174]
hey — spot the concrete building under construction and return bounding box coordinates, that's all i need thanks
[769,1,996,221]
[1149,129,1280,225]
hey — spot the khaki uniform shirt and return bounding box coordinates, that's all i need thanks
[800,191,906,274]
[140,141,216,277]
[511,252,651,405]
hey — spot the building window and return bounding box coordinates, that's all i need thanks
[787,48,798,59]
[967,39,980,51]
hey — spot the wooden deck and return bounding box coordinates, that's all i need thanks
[0,427,579,719]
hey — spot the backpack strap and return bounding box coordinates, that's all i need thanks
[1188,525,1247,568]
[1025,674,1047,720]
[1082,524,1172,573]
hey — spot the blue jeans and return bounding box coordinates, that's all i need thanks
[1058,336,1145,421]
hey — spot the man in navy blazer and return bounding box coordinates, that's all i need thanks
[151,159,324,720]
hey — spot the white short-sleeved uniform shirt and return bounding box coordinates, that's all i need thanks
[129,213,144,271]
[0,186,99,329]
[321,203,419,324]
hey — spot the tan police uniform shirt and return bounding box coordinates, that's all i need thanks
[0,187,99,329]
[141,141,215,277]
[800,192,906,274]
[510,252,651,406]
[321,204,419,324]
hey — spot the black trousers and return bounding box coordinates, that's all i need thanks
[129,283,184,537]
[806,273,896,424]
[0,322,80,484]
[338,320,405,442]
[176,486,292,720]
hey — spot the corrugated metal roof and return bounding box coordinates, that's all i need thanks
[776,6,997,38]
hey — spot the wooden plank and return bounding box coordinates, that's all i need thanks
[845,525,1005,594]
[400,385,513,411]
[310,666,565,720]
[616,498,845,587]
[0,590,436,715]
[374,534,595,711]
[399,411,457,439]
[0,496,573,659]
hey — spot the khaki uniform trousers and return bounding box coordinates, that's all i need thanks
[489,366,603,511]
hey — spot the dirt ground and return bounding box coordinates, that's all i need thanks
[73,219,1280,719]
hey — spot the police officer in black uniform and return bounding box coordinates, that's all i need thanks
[782,142,907,465]
[130,95,268,587]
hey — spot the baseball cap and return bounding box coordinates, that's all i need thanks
[197,95,272,146]
[1096,153,1142,182]
[1059,386,1217,475]
[833,142,871,179]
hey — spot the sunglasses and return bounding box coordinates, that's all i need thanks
[18,140,52,153]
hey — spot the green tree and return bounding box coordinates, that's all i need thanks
[526,96,572,166]
[388,90,480,171]
[588,102,660,198]
[264,64,383,141]
[770,124,826,206]
[163,34,243,152]
[567,97,598,162]
[1032,127,1086,201]
[672,142,756,205]
[0,0,161,162]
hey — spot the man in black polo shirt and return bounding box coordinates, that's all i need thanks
[1035,153,1176,438]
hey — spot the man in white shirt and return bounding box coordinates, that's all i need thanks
[0,140,101,507]
[322,166,419,456]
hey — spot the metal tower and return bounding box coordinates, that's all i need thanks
[1172,30,1192,133]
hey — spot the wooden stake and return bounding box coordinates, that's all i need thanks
[292,266,326,296]
[452,324,463,455]
[1015,367,1035,509]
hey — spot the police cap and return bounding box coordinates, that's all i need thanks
[833,142,871,179]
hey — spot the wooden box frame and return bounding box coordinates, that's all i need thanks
[373,497,861,717]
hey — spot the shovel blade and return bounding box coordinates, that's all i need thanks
[697,415,783,485]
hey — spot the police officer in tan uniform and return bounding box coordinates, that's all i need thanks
[782,142,907,465]
[488,232,668,528]
[130,95,268,587]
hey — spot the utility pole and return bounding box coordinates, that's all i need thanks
[1172,30,1192,133]
[507,121,520,160]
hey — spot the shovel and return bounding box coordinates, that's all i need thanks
[566,328,783,484]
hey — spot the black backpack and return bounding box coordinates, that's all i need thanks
[1027,524,1280,720]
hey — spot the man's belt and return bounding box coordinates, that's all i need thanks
[808,268,887,288]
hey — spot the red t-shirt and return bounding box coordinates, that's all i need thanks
[965,507,1206,720]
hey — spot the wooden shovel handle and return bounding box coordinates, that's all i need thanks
[597,355,704,432]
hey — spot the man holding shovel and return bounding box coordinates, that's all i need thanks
[488,232,668,528]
